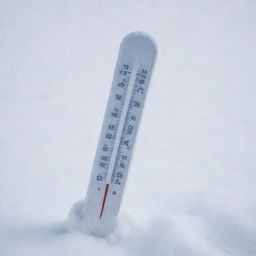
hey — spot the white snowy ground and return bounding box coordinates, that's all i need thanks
[1,0,256,255]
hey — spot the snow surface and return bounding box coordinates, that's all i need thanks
[0,0,256,255]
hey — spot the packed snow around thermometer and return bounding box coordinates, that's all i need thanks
[69,32,157,236]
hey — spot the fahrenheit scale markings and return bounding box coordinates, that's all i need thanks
[82,32,157,228]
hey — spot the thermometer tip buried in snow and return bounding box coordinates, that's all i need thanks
[80,32,157,236]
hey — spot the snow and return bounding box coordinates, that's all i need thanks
[0,0,256,255]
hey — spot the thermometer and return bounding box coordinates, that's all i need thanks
[82,32,157,234]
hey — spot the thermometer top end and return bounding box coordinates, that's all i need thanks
[120,31,157,63]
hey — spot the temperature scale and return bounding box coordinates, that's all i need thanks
[82,32,157,234]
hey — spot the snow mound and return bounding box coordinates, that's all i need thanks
[68,200,116,237]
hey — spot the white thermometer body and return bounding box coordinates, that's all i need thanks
[82,32,156,233]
